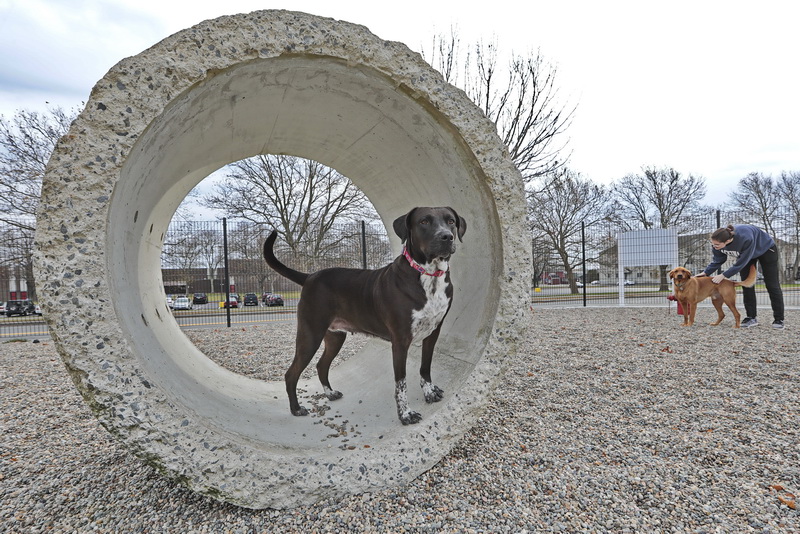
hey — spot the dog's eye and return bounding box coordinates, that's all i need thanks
[420,219,429,225]
[447,219,455,225]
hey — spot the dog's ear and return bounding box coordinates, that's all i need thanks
[392,208,417,243]
[446,207,467,242]
[668,268,677,279]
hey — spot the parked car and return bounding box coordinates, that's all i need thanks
[0,302,5,314]
[173,296,193,310]
[263,292,284,307]
[243,293,259,306]
[34,304,42,315]
[192,292,208,305]
[219,296,238,308]
[166,296,174,309]
[6,299,36,317]
[624,279,635,285]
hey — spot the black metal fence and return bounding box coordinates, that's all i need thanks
[3,207,798,338]
[160,219,393,329]
[0,221,44,339]
[0,218,393,338]
[532,208,800,310]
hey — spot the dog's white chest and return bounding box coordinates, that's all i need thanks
[410,261,450,342]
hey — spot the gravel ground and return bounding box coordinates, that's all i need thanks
[1,307,798,533]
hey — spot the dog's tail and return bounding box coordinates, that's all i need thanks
[263,231,309,286]
[734,265,758,288]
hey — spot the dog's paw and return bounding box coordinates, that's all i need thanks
[421,381,444,403]
[399,410,422,425]
[291,406,309,416]
[324,387,343,401]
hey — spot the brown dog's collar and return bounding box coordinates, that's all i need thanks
[402,247,447,277]
[674,281,687,291]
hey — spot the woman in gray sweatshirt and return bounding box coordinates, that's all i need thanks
[697,224,784,329]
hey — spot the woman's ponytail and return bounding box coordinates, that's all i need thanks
[711,225,735,242]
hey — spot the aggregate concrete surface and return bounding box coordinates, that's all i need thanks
[33,10,528,507]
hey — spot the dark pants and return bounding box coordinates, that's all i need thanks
[741,246,784,321]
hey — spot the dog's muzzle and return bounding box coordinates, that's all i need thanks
[429,232,456,257]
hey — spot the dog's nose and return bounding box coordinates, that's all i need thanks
[437,231,454,242]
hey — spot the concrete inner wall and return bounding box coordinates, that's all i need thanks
[107,56,500,446]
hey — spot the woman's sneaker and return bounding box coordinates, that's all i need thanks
[772,320,785,329]
[741,317,758,328]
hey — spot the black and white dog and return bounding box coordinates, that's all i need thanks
[263,207,466,424]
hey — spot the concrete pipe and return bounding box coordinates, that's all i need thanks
[34,10,529,509]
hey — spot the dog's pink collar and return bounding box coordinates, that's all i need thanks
[402,247,447,277]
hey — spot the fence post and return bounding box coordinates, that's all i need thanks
[361,220,368,270]
[581,221,587,307]
[714,210,721,275]
[223,218,231,328]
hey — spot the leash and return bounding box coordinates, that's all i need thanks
[402,246,447,277]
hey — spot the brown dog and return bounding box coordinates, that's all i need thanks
[668,265,757,328]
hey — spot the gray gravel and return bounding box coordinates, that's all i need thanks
[2,307,798,533]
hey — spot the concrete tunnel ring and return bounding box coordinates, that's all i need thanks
[33,10,529,509]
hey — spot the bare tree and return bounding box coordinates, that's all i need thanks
[728,172,780,238]
[529,229,553,290]
[199,155,378,256]
[227,219,269,261]
[426,27,461,83]
[777,171,800,281]
[0,107,77,231]
[612,166,707,231]
[162,221,207,271]
[528,168,613,293]
[425,32,574,181]
[678,211,722,272]
[194,228,225,291]
[161,222,226,292]
[0,106,78,299]
[611,166,707,289]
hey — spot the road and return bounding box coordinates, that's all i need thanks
[172,302,297,328]
[532,284,800,309]
[0,302,298,339]
[4,288,795,338]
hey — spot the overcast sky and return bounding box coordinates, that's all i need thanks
[1,0,798,206]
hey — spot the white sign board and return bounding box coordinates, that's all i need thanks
[617,228,679,305]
